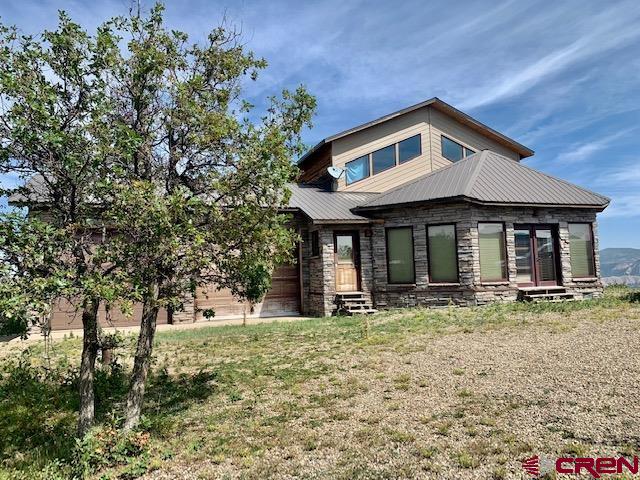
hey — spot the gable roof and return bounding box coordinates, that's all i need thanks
[298,97,534,165]
[355,151,610,211]
[287,183,378,223]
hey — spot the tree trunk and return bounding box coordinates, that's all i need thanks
[77,300,100,437]
[123,283,160,431]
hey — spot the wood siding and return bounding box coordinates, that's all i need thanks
[49,299,169,330]
[330,106,520,193]
[299,143,331,183]
[194,262,300,321]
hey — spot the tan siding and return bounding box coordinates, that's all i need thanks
[330,106,520,193]
[429,108,519,170]
[332,108,431,192]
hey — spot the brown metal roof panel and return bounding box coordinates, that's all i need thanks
[358,150,609,210]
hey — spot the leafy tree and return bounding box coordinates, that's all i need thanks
[101,5,315,430]
[0,3,316,435]
[0,15,127,436]
[0,214,71,338]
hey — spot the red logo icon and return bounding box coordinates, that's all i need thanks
[522,455,540,477]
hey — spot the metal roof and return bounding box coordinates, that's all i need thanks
[298,97,534,165]
[287,183,378,223]
[356,151,610,211]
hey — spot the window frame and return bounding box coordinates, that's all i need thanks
[385,226,416,285]
[478,221,509,282]
[441,135,475,163]
[345,154,371,185]
[310,230,320,257]
[398,134,422,164]
[426,223,460,284]
[568,222,596,279]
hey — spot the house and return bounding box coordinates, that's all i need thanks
[11,97,610,328]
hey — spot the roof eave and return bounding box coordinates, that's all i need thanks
[354,196,609,213]
[297,97,535,164]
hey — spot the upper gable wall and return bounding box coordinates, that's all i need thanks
[331,106,520,192]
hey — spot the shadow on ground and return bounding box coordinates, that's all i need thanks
[0,357,218,472]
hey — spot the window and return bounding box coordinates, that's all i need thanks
[311,231,320,257]
[386,227,415,284]
[478,223,507,281]
[441,136,475,162]
[345,154,370,184]
[398,134,421,163]
[372,145,396,175]
[343,134,423,184]
[569,223,595,278]
[427,224,458,283]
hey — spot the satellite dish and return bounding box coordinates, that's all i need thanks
[327,166,344,179]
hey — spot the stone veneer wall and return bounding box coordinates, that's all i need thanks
[305,224,374,317]
[366,203,603,309]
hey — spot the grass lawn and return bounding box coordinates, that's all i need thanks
[2,286,640,479]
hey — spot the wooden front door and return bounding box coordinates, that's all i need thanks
[334,232,360,292]
[514,225,560,287]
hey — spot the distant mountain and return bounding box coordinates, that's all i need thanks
[600,248,640,276]
[600,248,640,286]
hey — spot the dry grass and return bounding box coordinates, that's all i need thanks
[2,287,640,479]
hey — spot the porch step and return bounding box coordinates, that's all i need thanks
[518,287,575,302]
[335,292,377,316]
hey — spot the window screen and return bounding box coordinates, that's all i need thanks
[428,224,458,283]
[386,227,415,283]
[569,223,595,277]
[478,223,507,281]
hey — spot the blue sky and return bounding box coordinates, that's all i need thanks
[0,0,639,248]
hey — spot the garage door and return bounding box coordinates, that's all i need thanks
[49,299,169,330]
[195,262,300,320]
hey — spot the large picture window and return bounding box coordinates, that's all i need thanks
[345,155,370,185]
[569,223,595,278]
[427,224,458,283]
[478,223,508,281]
[386,227,415,284]
[398,134,421,163]
[372,145,396,175]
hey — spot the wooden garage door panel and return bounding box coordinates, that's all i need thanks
[49,298,168,330]
[195,262,300,319]
[196,286,247,317]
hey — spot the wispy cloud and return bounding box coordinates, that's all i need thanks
[0,0,639,246]
[558,128,636,163]
[600,194,640,218]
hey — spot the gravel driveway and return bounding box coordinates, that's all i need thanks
[145,306,640,479]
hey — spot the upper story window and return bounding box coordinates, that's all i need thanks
[345,154,370,185]
[372,145,396,175]
[344,134,422,185]
[441,135,475,162]
[399,134,421,163]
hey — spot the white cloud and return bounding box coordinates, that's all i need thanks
[557,128,636,164]
[600,194,640,218]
